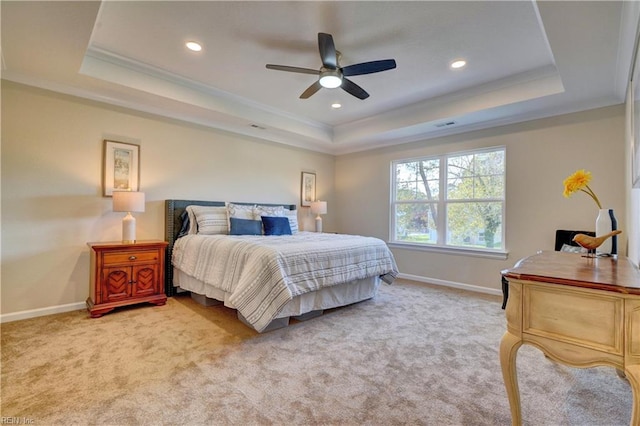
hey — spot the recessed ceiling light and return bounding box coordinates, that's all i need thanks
[331,103,342,109]
[186,41,202,52]
[450,59,466,69]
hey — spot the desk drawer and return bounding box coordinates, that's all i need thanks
[103,250,160,265]
[524,284,623,354]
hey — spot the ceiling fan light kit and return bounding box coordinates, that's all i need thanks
[319,70,342,88]
[266,32,396,100]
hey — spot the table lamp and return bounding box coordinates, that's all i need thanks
[112,191,145,243]
[310,201,327,233]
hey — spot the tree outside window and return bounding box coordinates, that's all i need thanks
[392,147,505,251]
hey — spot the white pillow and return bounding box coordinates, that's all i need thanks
[284,209,299,234]
[185,206,199,235]
[227,202,256,219]
[188,205,229,235]
[255,205,285,219]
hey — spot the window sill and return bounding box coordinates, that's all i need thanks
[387,241,509,260]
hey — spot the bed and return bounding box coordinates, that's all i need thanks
[165,199,398,332]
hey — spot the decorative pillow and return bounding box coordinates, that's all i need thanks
[227,203,256,219]
[255,205,285,219]
[284,209,299,234]
[261,216,292,236]
[226,202,256,230]
[185,206,199,235]
[229,217,262,235]
[189,205,228,235]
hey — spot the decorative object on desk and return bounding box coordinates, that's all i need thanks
[300,171,316,207]
[562,169,602,208]
[595,208,618,255]
[572,229,621,253]
[562,169,618,255]
[113,190,145,243]
[103,140,140,196]
[311,200,327,233]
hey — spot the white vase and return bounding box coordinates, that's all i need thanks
[595,208,617,256]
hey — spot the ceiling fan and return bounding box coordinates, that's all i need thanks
[266,32,397,100]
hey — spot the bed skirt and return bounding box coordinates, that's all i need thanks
[173,268,380,319]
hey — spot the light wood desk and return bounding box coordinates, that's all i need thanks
[500,251,640,426]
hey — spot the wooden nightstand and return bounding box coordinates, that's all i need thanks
[86,240,168,318]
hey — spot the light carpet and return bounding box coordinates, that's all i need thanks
[0,280,632,425]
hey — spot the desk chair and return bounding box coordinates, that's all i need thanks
[501,229,595,309]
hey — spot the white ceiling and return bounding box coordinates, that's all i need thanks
[1,1,637,154]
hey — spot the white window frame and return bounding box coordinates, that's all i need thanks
[389,146,508,259]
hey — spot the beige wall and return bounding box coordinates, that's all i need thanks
[1,80,634,318]
[1,82,335,315]
[335,105,628,291]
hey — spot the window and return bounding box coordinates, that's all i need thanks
[391,146,505,254]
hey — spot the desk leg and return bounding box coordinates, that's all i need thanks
[626,366,640,426]
[500,331,523,426]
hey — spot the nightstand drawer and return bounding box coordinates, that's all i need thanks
[103,250,159,265]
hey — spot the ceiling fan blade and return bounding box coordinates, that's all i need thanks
[342,59,397,76]
[341,78,369,100]
[266,64,320,75]
[300,81,323,99]
[318,32,337,69]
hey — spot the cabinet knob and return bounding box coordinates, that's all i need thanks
[128,256,137,261]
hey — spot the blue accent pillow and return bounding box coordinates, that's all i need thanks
[230,217,262,235]
[261,216,292,236]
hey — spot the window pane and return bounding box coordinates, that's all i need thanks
[447,154,474,199]
[446,202,503,249]
[394,203,438,244]
[447,150,504,200]
[395,160,439,201]
[475,174,504,198]
[476,150,504,175]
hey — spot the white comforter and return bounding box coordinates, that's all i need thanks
[172,232,398,332]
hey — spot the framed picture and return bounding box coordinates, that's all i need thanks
[301,172,316,207]
[103,140,140,196]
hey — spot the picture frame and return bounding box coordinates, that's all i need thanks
[103,140,140,196]
[301,172,316,207]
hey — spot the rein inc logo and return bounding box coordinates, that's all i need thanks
[1,418,34,425]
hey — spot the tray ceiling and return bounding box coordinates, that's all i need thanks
[1,1,635,154]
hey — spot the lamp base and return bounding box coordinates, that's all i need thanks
[122,212,137,243]
[315,216,323,233]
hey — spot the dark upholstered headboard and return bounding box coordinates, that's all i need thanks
[164,200,296,296]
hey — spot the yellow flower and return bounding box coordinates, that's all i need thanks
[562,169,602,209]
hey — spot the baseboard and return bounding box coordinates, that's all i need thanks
[0,276,501,323]
[397,273,502,297]
[0,302,86,323]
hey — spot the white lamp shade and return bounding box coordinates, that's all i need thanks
[311,201,327,215]
[113,191,145,213]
